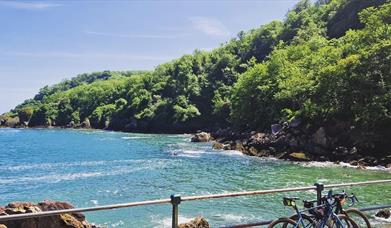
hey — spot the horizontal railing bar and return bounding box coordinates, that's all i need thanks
[0,179,390,222]
[0,198,171,221]
[181,186,316,202]
[324,179,391,189]
[360,204,391,212]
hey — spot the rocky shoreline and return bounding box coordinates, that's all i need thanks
[2,115,390,168]
[0,201,98,228]
[191,122,391,168]
[0,200,210,228]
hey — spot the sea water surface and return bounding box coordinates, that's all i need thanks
[0,128,390,227]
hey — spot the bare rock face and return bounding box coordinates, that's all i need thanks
[191,132,211,142]
[178,216,209,228]
[0,201,98,228]
[312,127,327,147]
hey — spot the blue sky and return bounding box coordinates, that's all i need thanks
[0,0,300,113]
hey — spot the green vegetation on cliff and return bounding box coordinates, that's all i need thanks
[2,0,390,155]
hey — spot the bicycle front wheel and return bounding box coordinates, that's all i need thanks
[344,208,371,228]
[328,214,359,228]
[268,218,298,228]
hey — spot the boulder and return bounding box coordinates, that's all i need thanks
[81,118,91,129]
[288,152,310,161]
[375,209,390,219]
[0,200,98,228]
[191,132,211,142]
[178,216,209,228]
[212,142,224,150]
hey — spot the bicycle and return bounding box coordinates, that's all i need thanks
[268,197,316,227]
[269,191,358,228]
[332,191,371,228]
[289,190,369,227]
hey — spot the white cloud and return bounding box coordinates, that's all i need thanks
[0,1,61,9]
[0,51,171,61]
[84,30,189,39]
[189,17,230,37]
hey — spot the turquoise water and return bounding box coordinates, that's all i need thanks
[0,128,390,227]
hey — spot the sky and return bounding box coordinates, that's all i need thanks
[0,0,301,114]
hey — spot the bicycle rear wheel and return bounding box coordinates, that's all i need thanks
[328,214,359,228]
[344,208,371,228]
[268,218,297,228]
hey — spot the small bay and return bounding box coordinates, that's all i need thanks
[0,128,390,227]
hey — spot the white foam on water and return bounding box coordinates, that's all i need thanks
[152,215,194,228]
[111,220,124,227]
[212,213,248,222]
[90,200,98,205]
[0,160,170,184]
[372,216,391,226]
[121,136,149,139]
[300,161,391,172]
[215,150,244,156]
[182,150,206,155]
[0,158,170,172]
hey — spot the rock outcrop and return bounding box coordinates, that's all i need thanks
[375,209,390,219]
[191,132,211,142]
[178,216,209,228]
[0,201,98,228]
[208,119,391,167]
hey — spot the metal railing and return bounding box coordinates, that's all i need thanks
[0,179,390,227]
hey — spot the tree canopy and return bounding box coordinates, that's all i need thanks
[5,0,390,146]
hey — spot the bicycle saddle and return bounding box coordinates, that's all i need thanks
[283,197,299,206]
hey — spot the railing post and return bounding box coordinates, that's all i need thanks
[314,183,324,206]
[170,194,181,228]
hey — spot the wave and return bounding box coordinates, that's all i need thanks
[0,159,170,172]
[152,215,194,228]
[212,213,249,222]
[0,160,171,185]
[300,161,391,172]
[121,136,150,139]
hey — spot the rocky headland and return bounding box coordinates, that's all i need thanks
[192,119,391,168]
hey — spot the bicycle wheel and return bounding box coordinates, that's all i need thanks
[344,208,371,228]
[328,214,359,228]
[268,218,297,228]
[289,214,316,227]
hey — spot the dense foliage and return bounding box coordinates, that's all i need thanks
[3,0,390,153]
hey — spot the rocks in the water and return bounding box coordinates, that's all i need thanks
[204,121,391,167]
[0,200,98,228]
[288,152,310,161]
[212,142,224,150]
[375,209,390,219]
[178,216,209,228]
[191,132,211,142]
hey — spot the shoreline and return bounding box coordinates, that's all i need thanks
[1,126,391,172]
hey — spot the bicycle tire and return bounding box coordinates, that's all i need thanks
[344,208,371,228]
[288,213,316,227]
[268,218,297,228]
[328,214,359,228]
